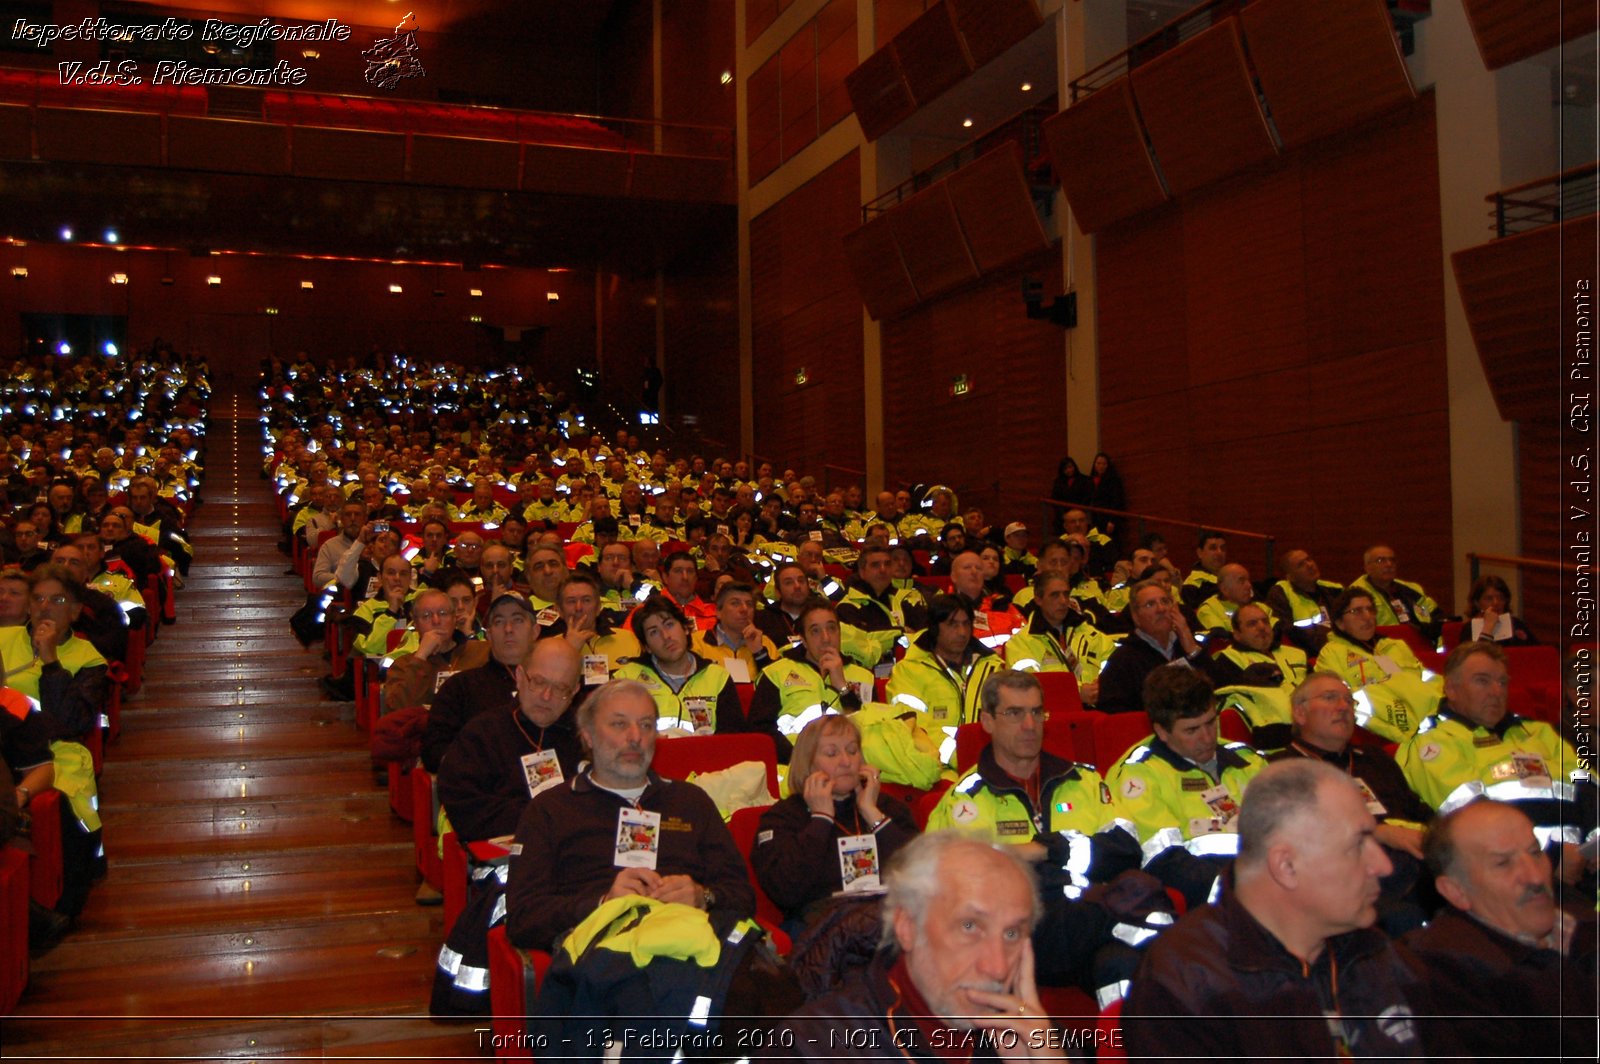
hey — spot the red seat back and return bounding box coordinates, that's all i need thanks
[650,732,780,799]
[954,721,989,774]
[1091,713,1152,775]
[1037,671,1085,715]
[727,806,792,948]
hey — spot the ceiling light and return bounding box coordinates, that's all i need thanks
[300,280,314,289]
[1020,82,1032,92]
[104,229,119,243]
[207,275,221,286]
[962,118,973,128]
[59,227,72,241]
[469,288,483,298]
[388,284,403,294]
[109,273,128,284]
[546,291,560,302]
[10,267,26,278]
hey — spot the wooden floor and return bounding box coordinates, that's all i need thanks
[7,397,483,1061]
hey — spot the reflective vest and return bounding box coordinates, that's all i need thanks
[1195,596,1278,632]
[1398,708,1595,849]
[690,627,776,684]
[1318,632,1441,743]
[613,656,733,735]
[1003,615,1120,686]
[885,643,1002,732]
[1350,575,1438,630]
[351,596,407,658]
[1271,579,1344,627]
[1107,739,1267,867]
[754,653,875,739]
[578,628,643,685]
[89,568,145,623]
[0,629,106,705]
[838,583,921,632]
[929,750,1120,848]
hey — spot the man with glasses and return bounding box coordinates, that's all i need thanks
[433,637,584,1015]
[1319,588,1441,743]
[1350,544,1440,645]
[381,587,485,713]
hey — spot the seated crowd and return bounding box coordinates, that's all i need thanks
[256,353,1593,1054]
[0,345,209,948]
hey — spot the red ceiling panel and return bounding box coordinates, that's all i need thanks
[1041,77,1167,234]
[885,183,979,299]
[1129,18,1276,197]
[944,142,1050,273]
[947,0,1042,68]
[842,211,921,320]
[1241,0,1415,151]
[1459,0,1598,70]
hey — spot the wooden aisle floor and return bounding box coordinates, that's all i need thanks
[6,397,483,1061]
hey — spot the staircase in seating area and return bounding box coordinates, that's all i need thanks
[5,391,476,1059]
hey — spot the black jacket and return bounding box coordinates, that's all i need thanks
[420,658,518,773]
[753,792,917,922]
[1124,887,1428,1059]
[1401,907,1597,1061]
[1096,631,1207,715]
[436,706,584,843]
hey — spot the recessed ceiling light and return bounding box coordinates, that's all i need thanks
[1020,82,1032,92]
[962,118,973,128]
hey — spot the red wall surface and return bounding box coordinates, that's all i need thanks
[1095,94,1453,603]
[749,149,865,478]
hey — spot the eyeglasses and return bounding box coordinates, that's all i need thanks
[523,674,577,699]
[1342,605,1376,617]
[992,706,1050,722]
[414,609,452,622]
[31,593,68,606]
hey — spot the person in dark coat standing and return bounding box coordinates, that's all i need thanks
[1048,456,1091,536]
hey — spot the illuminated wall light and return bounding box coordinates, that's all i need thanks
[59,227,73,241]
[103,341,118,356]
[264,307,279,315]
[388,284,403,294]
[104,229,119,243]
[546,291,560,302]
[720,71,732,84]
[109,273,129,284]
[794,367,808,386]
[10,267,26,278]
[469,288,483,298]
[468,315,483,323]
[207,276,222,286]
[300,280,314,289]
[57,341,71,355]
[301,49,320,59]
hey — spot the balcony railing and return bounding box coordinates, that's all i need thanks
[861,100,1057,220]
[1488,163,1599,238]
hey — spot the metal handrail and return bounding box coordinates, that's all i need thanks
[1034,495,1276,576]
[1069,0,1242,102]
[1467,551,1579,580]
[861,100,1057,219]
[1486,162,1600,238]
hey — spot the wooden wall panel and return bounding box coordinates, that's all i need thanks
[664,230,741,448]
[885,184,979,298]
[1042,79,1167,234]
[846,44,917,141]
[945,142,1051,273]
[629,153,736,202]
[35,108,160,167]
[410,136,520,190]
[947,0,1043,68]
[1453,217,1589,424]
[1516,422,1561,635]
[1129,20,1276,197]
[842,213,922,320]
[0,104,27,161]
[1182,163,1307,384]
[1303,99,1446,362]
[168,116,288,175]
[1095,204,1187,408]
[747,53,782,183]
[881,250,1065,526]
[876,0,931,49]
[1241,0,1415,151]
[779,27,819,164]
[750,151,865,475]
[746,0,785,46]
[816,0,860,132]
[1097,90,1454,610]
[291,127,406,182]
[520,144,631,197]
[1460,0,1598,71]
[894,3,971,106]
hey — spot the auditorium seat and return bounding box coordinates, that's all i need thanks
[28,790,63,911]
[1095,995,1128,1060]
[1376,625,1444,671]
[411,766,443,891]
[1091,713,1150,775]
[725,806,793,955]
[1037,671,1085,715]
[487,926,549,1061]
[0,847,29,1013]
[650,732,780,799]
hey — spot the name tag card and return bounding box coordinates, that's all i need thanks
[583,655,610,686]
[520,749,564,798]
[614,808,662,869]
[838,834,881,892]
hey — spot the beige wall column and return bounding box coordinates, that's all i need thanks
[1413,4,1527,610]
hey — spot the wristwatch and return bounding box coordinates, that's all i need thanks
[701,885,716,909]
